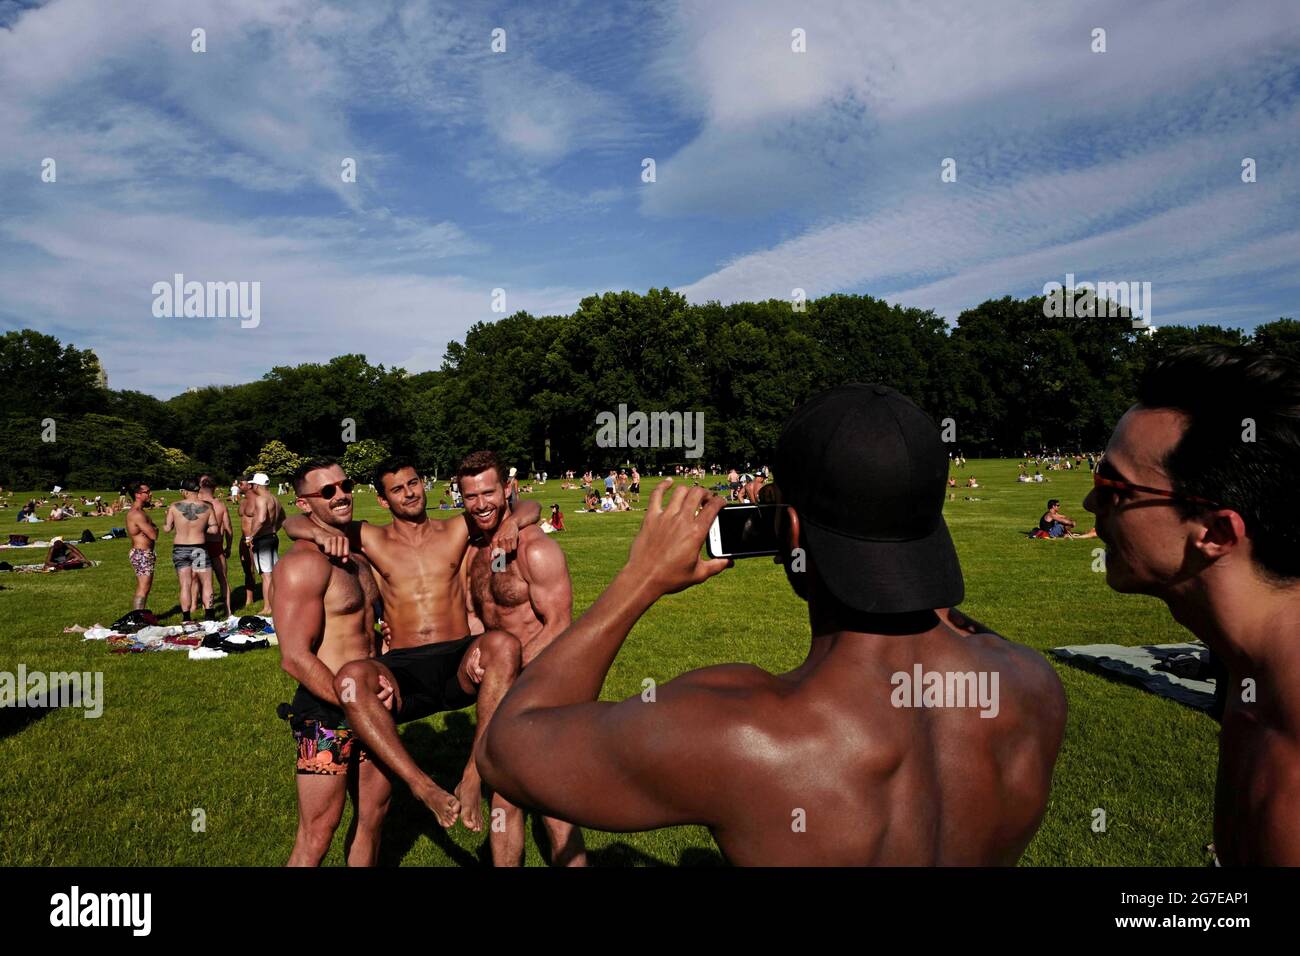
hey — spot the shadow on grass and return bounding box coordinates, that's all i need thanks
[372,711,726,867]
[377,713,486,867]
[0,700,55,739]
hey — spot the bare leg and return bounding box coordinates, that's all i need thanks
[177,567,194,616]
[455,629,522,839]
[211,550,230,614]
[288,773,347,866]
[196,568,214,612]
[239,539,254,609]
[344,757,391,867]
[333,661,460,827]
[489,791,525,867]
[263,569,274,617]
[542,815,588,867]
[133,571,153,610]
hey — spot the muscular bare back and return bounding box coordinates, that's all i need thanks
[690,625,1064,865]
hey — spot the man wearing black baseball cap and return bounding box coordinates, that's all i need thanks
[479,383,1066,865]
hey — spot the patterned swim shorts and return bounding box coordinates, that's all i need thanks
[293,720,367,775]
[288,686,367,775]
[129,547,156,577]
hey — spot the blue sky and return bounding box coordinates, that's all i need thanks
[1,0,1298,396]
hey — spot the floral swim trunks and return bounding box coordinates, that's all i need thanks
[287,686,367,776]
[128,547,156,577]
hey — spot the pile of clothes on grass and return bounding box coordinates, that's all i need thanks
[69,611,277,660]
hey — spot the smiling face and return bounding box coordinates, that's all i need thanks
[1084,405,1201,594]
[377,466,426,521]
[460,468,506,535]
[296,463,353,527]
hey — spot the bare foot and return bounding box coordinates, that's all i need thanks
[455,774,483,832]
[414,779,460,828]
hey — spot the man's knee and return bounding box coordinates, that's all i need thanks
[478,630,522,672]
[334,660,381,703]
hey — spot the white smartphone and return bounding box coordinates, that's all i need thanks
[706,503,784,559]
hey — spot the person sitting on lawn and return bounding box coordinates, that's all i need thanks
[1038,499,1073,537]
[42,537,90,572]
[549,504,565,532]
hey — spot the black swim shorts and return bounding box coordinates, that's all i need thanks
[380,636,478,723]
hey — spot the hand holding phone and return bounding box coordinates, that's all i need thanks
[706,503,786,559]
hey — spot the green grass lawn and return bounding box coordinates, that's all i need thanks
[0,462,1217,866]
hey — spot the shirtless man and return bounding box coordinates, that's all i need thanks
[276,459,387,866]
[198,475,234,614]
[163,478,219,621]
[458,451,586,866]
[479,384,1066,865]
[285,457,539,854]
[124,480,158,610]
[237,476,257,609]
[244,472,285,615]
[1084,346,1300,864]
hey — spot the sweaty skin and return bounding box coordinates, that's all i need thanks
[276,465,388,867]
[460,468,586,866]
[1085,406,1300,864]
[479,480,1067,865]
[283,466,539,839]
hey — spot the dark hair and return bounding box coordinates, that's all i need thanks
[1137,345,1300,580]
[124,480,148,498]
[1047,499,1060,509]
[373,456,419,494]
[456,450,506,484]
[198,474,217,490]
[292,457,340,495]
[180,478,199,493]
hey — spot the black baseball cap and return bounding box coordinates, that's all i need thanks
[774,384,964,613]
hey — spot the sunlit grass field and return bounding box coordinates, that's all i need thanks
[0,461,1217,866]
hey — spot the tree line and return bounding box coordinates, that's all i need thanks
[2,289,1296,489]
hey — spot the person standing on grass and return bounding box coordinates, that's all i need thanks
[457,451,586,866]
[245,472,285,616]
[1084,346,1300,865]
[282,457,537,861]
[124,479,158,610]
[478,384,1066,865]
[164,478,219,622]
[237,476,257,609]
[274,459,388,867]
[198,474,233,615]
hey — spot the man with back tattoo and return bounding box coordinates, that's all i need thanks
[164,478,220,621]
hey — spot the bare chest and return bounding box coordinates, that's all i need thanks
[469,545,530,612]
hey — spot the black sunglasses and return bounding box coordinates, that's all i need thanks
[300,479,354,499]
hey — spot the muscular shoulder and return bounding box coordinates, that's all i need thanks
[518,526,564,568]
[275,543,332,591]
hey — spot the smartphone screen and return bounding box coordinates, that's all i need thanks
[707,503,784,558]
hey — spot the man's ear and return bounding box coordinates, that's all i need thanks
[1196,509,1248,560]
[376,494,391,511]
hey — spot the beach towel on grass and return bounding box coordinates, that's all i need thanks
[1050,642,1216,712]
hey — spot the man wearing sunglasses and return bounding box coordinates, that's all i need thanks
[276,458,386,865]
[283,457,540,853]
[1084,345,1300,865]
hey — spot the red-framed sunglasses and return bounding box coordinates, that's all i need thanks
[299,479,354,499]
[1091,472,1222,508]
